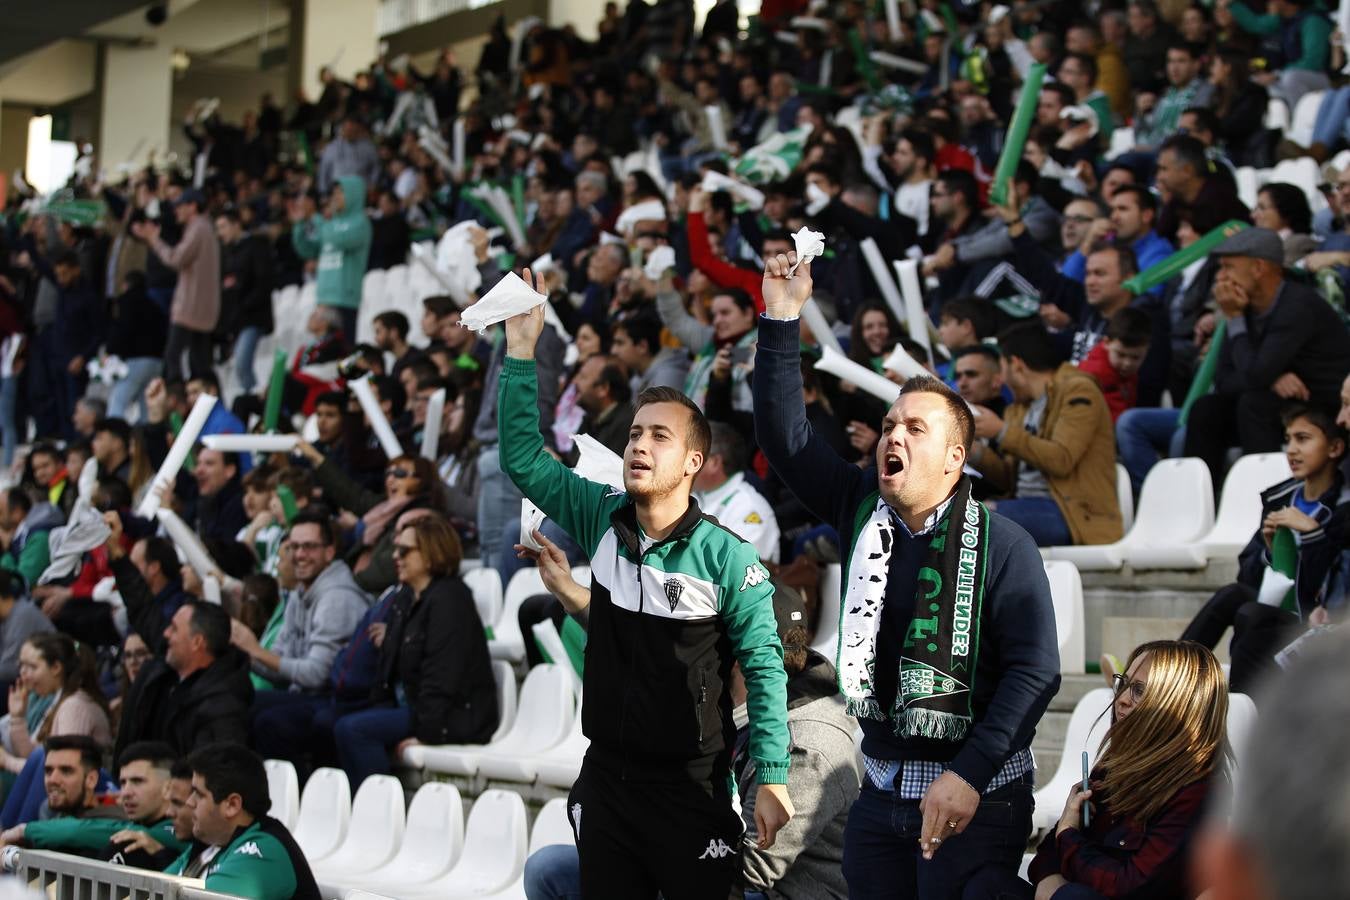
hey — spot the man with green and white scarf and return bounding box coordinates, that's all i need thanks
[753,253,1060,898]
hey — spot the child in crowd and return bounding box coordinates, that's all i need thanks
[936,295,997,383]
[1077,307,1152,423]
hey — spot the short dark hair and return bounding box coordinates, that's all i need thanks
[188,371,222,395]
[1180,105,1220,136]
[707,422,747,475]
[596,362,632,406]
[118,741,177,773]
[185,601,231,658]
[898,375,976,453]
[0,569,21,601]
[53,250,81,270]
[1063,51,1098,84]
[3,487,32,517]
[373,311,410,339]
[1158,134,1209,177]
[1106,307,1153,347]
[45,734,103,771]
[142,536,181,581]
[898,129,935,165]
[1111,184,1157,214]
[952,344,1001,368]
[633,387,711,460]
[289,510,337,547]
[93,417,132,447]
[170,760,193,781]
[422,295,458,318]
[939,296,996,341]
[1086,241,1139,280]
[716,287,756,315]
[1167,39,1203,59]
[1042,82,1076,110]
[186,742,270,818]
[612,314,662,358]
[997,321,1064,372]
[1281,404,1349,447]
[938,169,980,212]
[314,390,346,413]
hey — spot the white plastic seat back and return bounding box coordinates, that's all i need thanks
[1270,157,1326,212]
[1263,98,1290,132]
[1043,561,1085,673]
[406,790,528,898]
[529,798,577,853]
[811,564,842,658]
[347,893,398,900]
[1107,127,1134,160]
[293,767,351,863]
[490,659,519,742]
[532,620,581,694]
[1121,458,1215,568]
[1235,166,1261,209]
[1201,453,1291,558]
[1288,91,1325,150]
[264,759,300,831]
[313,774,406,877]
[1032,688,1113,832]
[1115,464,1134,533]
[463,568,505,636]
[347,782,464,889]
[501,663,575,753]
[1225,692,1259,795]
[491,568,547,661]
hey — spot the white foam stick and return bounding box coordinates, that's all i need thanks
[156,508,218,581]
[815,345,901,405]
[201,434,300,453]
[421,388,446,461]
[700,171,765,210]
[704,105,727,151]
[202,575,222,605]
[885,0,902,40]
[452,118,466,178]
[137,395,217,518]
[77,458,99,502]
[859,238,907,326]
[350,375,404,459]
[571,433,625,490]
[800,297,844,355]
[893,259,932,357]
[870,51,929,75]
[881,342,930,380]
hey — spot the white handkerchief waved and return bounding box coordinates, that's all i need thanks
[644,245,677,281]
[459,271,545,333]
[790,227,825,276]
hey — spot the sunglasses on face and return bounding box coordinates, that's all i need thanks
[392,544,419,559]
[386,467,411,479]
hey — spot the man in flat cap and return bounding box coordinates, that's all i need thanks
[1184,228,1350,484]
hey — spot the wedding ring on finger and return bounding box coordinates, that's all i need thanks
[946,819,960,830]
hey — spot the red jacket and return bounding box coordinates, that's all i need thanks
[1077,341,1137,424]
[687,211,766,313]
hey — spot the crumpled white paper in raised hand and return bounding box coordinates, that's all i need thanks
[459,270,546,333]
[789,227,825,277]
[643,245,677,281]
[615,199,668,236]
[520,499,548,552]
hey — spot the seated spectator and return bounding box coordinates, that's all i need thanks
[970,322,1123,547]
[611,313,690,395]
[186,372,246,440]
[1062,186,1173,291]
[109,632,152,727]
[694,423,781,563]
[951,346,1008,418]
[0,570,52,691]
[1132,41,1211,153]
[980,641,1226,899]
[1226,0,1331,108]
[936,296,998,374]
[1078,308,1153,423]
[297,442,447,594]
[1252,183,1316,265]
[1155,135,1251,243]
[523,587,857,900]
[329,515,496,785]
[0,487,62,590]
[26,443,74,522]
[930,161,1062,281]
[1,736,122,832]
[564,354,634,461]
[1,634,111,774]
[1208,48,1270,168]
[163,743,320,900]
[13,741,186,868]
[1183,228,1350,485]
[1180,405,1348,692]
[239,511,370,706]
[284,307,349,417]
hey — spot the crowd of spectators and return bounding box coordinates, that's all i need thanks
[0,0,1343,896]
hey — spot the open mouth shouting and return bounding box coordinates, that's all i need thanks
[628,458,653,478]
[882,451,905,479]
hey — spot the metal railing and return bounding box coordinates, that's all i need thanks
[9,849,237,900]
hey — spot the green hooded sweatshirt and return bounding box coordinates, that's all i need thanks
[292,175,372,311]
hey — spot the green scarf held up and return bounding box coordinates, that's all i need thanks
[838,476,989,741]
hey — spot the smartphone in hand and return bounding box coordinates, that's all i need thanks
[1081,751,1092,829]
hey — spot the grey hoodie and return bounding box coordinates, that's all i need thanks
[268,560,371,692]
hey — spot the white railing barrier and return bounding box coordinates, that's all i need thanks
[8,849,237,900]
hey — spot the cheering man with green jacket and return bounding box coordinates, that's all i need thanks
[498,269,794,899]
[290,174,371,343]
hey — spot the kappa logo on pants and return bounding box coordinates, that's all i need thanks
[698,838,736,860]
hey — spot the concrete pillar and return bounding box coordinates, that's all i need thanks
[99,43,174,172]
[294,0,381,102]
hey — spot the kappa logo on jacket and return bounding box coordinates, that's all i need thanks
[699,838,736,859]
[739,563,769,591]
[234,841,264,858]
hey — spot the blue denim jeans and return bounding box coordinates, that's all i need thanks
[1311,87,1350,148]
[989,497,1073,547]
[233,326,263,395]
[476,447,524,571]
[331,704,414,787]
[842,774,1034,900]
[523,844,582,900]
[1115,407,1186,495]
[0,376,18,468]
[107,357,163,423]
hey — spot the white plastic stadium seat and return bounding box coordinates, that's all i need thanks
[480,692,587,785]
[1043,561,1086,673]
[264,759,299,831]
[1032,688,1113,833]
[462,568,505,637]
[1044,458,1214,571]
[312,774,406,880]
[531,620,581,694]
[1115,464,1134,533]
[1270,156,1326,213]
[534,714,590,788]
[339,782,465,894]
[346,893,398,900]
[1288,90,1325,149]
[399,789,529,900]
[811,564,842,658]
[490,569,547,662]
[1263,98,1290,133]
[406,661,517,769]
[1225,693,1258,793]
[479,798,578,900]
[1199,453,1291,560]
[292,767,351,863]
[420,664,574,777]
[1234,166,1261,209]
[1106,127,1134,160]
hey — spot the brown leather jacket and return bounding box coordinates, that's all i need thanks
[975,364,1123,546]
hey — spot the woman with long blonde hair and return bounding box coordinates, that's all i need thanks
[1023,640,1228,899]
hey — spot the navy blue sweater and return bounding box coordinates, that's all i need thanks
[753,316,1061,791]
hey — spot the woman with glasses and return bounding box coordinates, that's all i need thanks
[326,514,496,786]
[298,440,448,594]
[972,640,1228,899]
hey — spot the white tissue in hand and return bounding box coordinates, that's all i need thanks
[520,499,547,552]
[615,199,667,236]
[789,227,825,276]
[644,245,677,281]
[459,271,546,333]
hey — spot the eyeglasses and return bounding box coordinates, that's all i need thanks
[386,467,411,479]
[392,544,419,559]
[123,650,153,663]
[1064,215,1096,225]
[290,541,328,553]
[1111,673,1147,702]
[1336,182,1350,193]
